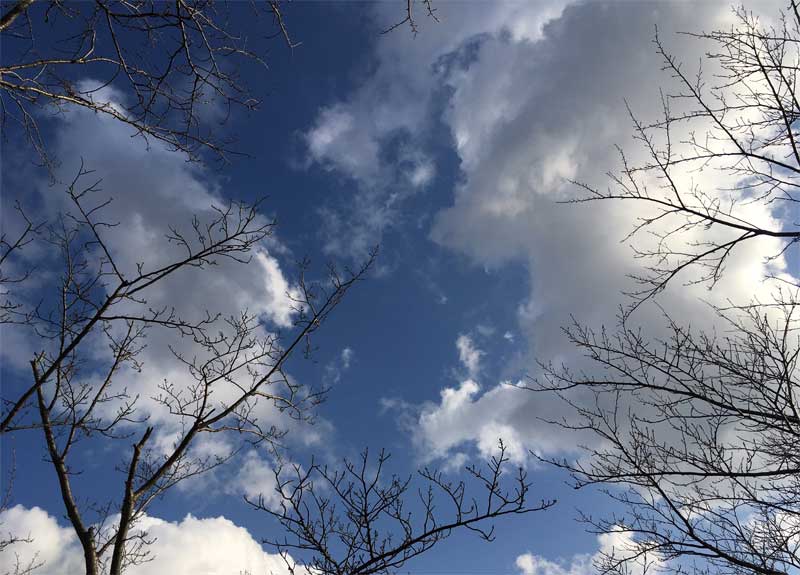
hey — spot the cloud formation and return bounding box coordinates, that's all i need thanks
[33,88,306,432]
[2,85,327,508]
[516,529,662,575]
[300,1,568,259]
[317,1,794,467]
[0,505,290,575]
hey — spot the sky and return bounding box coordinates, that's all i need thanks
[0,1,796,574]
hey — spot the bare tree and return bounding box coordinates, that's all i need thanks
[568,8,800,310]
[0,0,438,435]
[1,174,553,573]
[0,451,43,575]
[251,441,554,575]
[533,4,800,574]
[382,0,438,36]
[0,167,375,575]
[0,203,43,327]
[0,0,437,168]
[0,0,280,167]
[535,299,800,574]
[0,5,526,574]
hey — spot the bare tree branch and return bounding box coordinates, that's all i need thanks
[251,442,554,575]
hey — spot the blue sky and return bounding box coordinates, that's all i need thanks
[1,1,796,574]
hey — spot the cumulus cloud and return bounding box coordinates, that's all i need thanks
[1,85,327,500]
[301,1,568,259]
[318,1,795,465]
[18,86,299,349]
[435,0,790,463]
[0,505,83,575]
[226,450,282,509]
[413,376,587,466]
[306,105,380,184]
[388,335,569,466]
[516,552,590,575]
[0,505,291,575]
[516,529,663,575]
[394,334,586,467]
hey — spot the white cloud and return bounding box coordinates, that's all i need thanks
[455,334,483,378]
[1,85,327,501]
[430,1,793,466]
[0,505,83,575]
[300,1,569,259]
[0,505,291,575]
[428,1,792,354]
[226,450,282,509]
[412,377,587,466]
[306,105,380,184]
[516,529,663,575]
[317,1,795,466]
[516,553,590,575]
[128,514,291,575]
